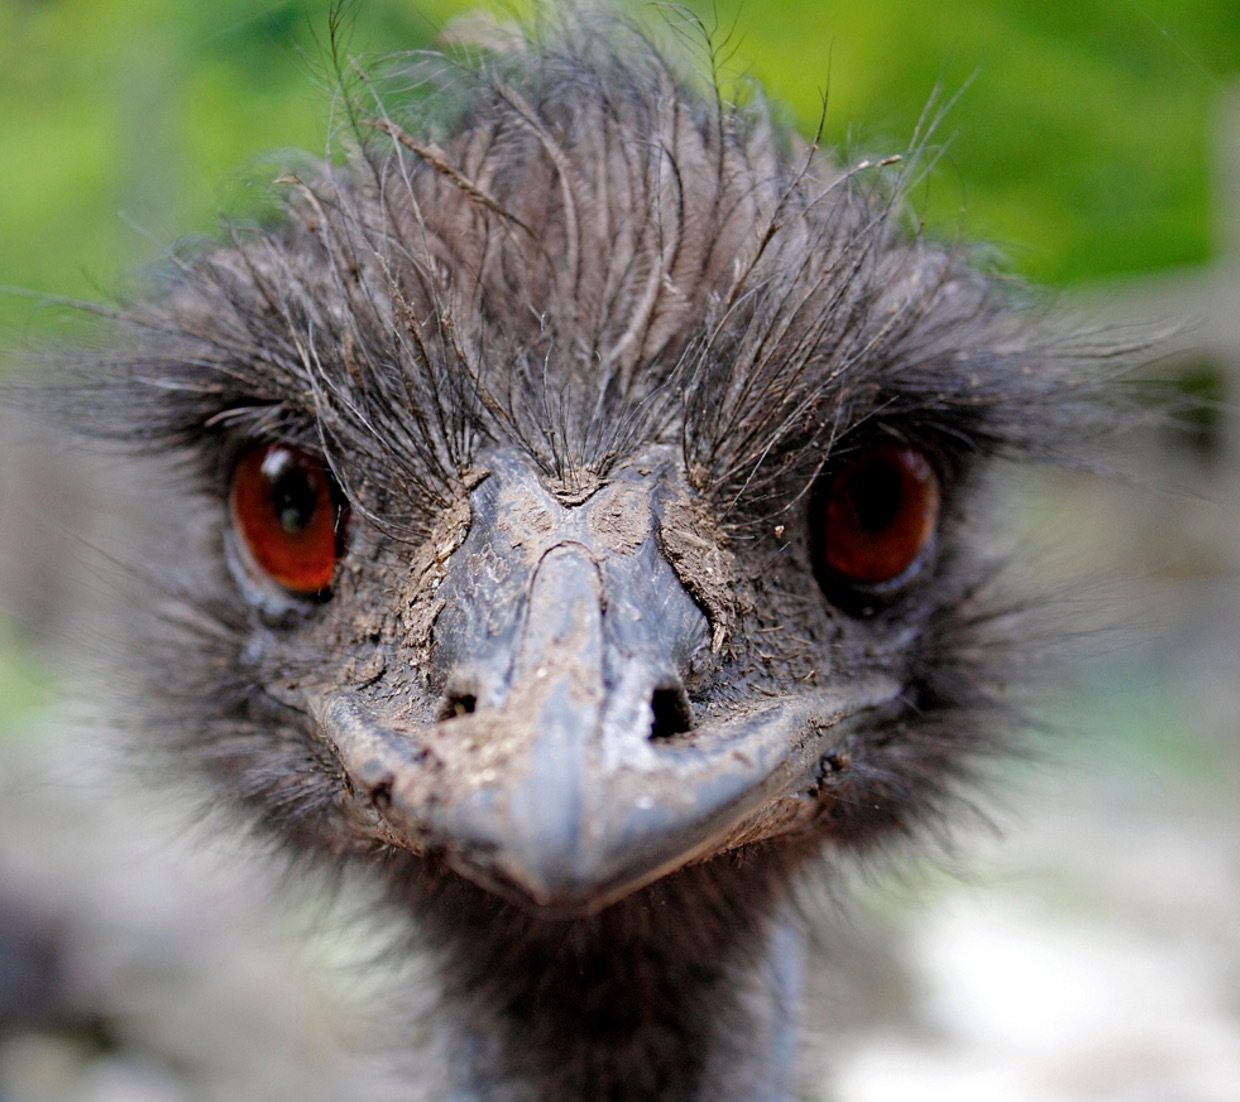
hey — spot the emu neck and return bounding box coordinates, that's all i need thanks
[404,857,806,1101]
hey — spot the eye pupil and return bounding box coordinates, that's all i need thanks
[272,470,319,534]
[230,443,344,596]
[842,462,902,532]
[816,444,940,592]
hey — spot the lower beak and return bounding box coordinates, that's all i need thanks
[317,671,896,913]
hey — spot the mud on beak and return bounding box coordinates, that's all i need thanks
[312,453,899,914]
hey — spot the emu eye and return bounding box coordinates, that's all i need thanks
[816,444,940,589]
[229,443,344,596]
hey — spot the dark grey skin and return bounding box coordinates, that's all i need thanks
[33,8,1124,1099]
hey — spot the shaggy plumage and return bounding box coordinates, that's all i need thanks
[32,6,1131,1099]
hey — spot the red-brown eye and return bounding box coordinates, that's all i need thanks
[817,444,941,588]
[229,443,343,596]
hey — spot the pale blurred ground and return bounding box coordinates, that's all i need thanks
[819,665,1240,1102]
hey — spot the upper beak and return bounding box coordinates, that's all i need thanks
[312,452,899,914]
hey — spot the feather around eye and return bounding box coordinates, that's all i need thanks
[228,443,345,596]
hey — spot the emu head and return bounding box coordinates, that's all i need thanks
[53,13,1111,919]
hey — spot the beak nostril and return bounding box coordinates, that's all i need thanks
[649,685,694,741]
[439,692,478,721]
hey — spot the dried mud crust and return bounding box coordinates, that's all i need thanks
[656,488,738,654]
[400,480,479,665]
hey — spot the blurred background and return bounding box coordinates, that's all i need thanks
[0,1,1236,1100]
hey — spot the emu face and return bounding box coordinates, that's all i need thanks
[62,17,1102,908]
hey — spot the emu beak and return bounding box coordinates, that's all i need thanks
[316,452,898,914]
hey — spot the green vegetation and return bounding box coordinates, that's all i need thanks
[707,0,1238,284]
[0,628,58,742]
[1,0,1237,334]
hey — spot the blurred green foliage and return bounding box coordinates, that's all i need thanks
[0,630,56,741]
[1,0,1238,334]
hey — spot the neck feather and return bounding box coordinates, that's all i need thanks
[385,849,809,1100]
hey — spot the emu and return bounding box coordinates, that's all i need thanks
[33,7,1126,1099]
